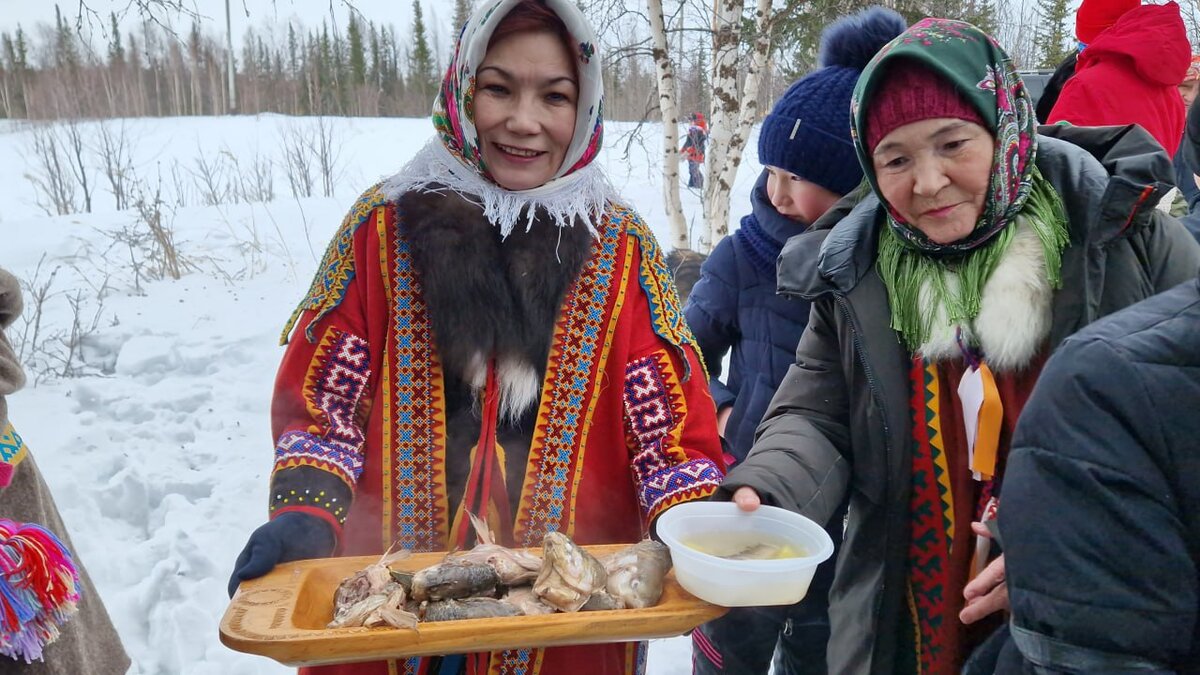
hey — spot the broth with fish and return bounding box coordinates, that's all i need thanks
[682,532,805,560]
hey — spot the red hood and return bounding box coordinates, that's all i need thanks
[1078,1,1190,86]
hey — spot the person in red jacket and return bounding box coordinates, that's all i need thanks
[1048,0,1190,156]
[681,112,708,189]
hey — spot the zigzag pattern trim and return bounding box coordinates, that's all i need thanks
[272,431,359,489]
[280,183,388,345]
[642,459,724,522]
[515,205,625,547]
[623,350,721,520]
[925,363,955,546]
[906,357,955,674]
[624,208,702,381]
[386,210,451,552]
[0,422,27,466]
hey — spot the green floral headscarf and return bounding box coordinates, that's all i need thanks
[849,18,1069,351]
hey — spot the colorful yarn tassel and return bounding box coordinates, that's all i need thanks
[0,519,81,663]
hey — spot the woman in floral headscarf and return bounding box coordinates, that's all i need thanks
[226,2,724,674]
[716,17,1200,675]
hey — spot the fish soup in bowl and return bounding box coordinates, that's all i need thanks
[655,501,834,607]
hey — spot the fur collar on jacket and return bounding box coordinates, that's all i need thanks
[399,190,593,421]
[918,218,1052,372]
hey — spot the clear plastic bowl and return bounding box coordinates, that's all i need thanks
[656,500,835,607]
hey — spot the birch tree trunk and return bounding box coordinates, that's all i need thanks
[705,0,772,250]
[699,0,743,254]
[647,0,689,251]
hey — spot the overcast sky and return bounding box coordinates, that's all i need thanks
[0,0,453,56]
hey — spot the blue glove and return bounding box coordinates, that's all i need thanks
[228,512,335,597]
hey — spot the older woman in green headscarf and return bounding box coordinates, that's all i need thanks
[715,17,1200,674]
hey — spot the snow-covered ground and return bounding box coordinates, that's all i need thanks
[0,114,761,674]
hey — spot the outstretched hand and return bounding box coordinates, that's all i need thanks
[731,486,761,512]
[227,512,335,598]
[960,521,1008,624]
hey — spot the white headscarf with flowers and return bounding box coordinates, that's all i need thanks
[383,0,616,238]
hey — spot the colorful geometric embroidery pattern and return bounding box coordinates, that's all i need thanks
[489,648,534,674]
[626,354,677,445]
[624,351,722,521]
[386,207,451,552]
[0,422,26,465]
[906,358,955,675]
[281,183,388,345]
[625,210,701,380]
[515,206,624,547]
[361,202,694,673]
[0,422,27,488]
[283,326,372,482]
[273,430,362,490]
[270,326,372,525]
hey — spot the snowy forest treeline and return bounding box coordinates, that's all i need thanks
[4,0,1198,123]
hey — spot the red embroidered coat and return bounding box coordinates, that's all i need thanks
[268,186,725,675]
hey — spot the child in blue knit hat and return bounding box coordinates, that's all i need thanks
[685,7,905,675]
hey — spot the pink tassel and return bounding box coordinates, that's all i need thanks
[0,520,80,663]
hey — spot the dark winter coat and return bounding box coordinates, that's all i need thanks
[1174,145,1200,213]
[997,275,1200,674]
[685,170,811,463]
[1177,99,1200,242]
[716,124,1200,675]
[1034,52,1077,125]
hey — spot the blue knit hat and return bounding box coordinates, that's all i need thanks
[758,6,906,196]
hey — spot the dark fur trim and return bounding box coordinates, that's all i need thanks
[398,190,593,387]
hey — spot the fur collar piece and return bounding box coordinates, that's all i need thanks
[401,190,593,421]
[383,140,622,240]
[918,218,1052,372]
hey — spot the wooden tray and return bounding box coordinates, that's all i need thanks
[219,544,728,666]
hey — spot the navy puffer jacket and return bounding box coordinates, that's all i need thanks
[684,170,812,464]
[995,275,1200,674]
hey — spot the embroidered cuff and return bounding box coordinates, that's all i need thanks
[640,458,723,522]
[269,465,353,531]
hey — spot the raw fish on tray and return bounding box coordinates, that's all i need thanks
[327,524,674,629]
[328,549,419,629]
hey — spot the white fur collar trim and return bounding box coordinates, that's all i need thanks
[381,139,623,240]
[918,218,1052,372]
[465,352,543,425]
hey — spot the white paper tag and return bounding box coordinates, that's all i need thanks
[957,366,984,481]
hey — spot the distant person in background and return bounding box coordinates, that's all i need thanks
[664,247,707,305]
[1048,0,1190,158]
[686,7,906,675]
[1178,55,1199,108]
[1172,54,1200,218]
[1034,51,1076,125]
[0,268,129,674]
[1074,0,1139,51]
[1178,85,1200,241]
[682,112,707,188]
[1035,0,1139,124]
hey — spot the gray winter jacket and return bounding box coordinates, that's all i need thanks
[717,124,1200,675]
[0,268,130,675]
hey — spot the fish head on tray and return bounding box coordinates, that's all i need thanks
[533,531,608,612]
